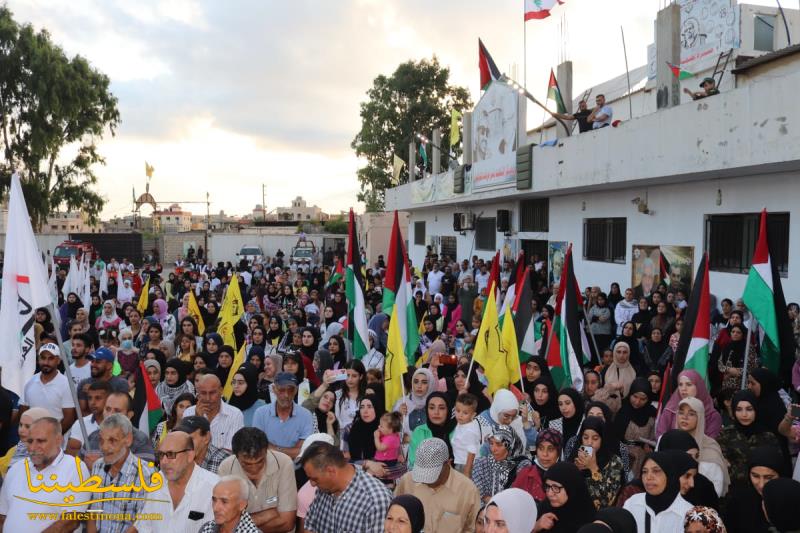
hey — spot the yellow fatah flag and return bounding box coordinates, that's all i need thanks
[385,305,408,412]
[392,154,405,184]
[450,109,462,147]
[136,276,150,315]
[501,305,522,387]
[222,344,246,400]
[217,274,244,349]
[472,282,510,394]
[417,311,427,335]
[187,290,206,335]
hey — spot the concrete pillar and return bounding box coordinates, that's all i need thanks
[656,4,681,109]
[408,142,416,181]
[517,93,527,149]
[462,112,473,165]
[432,128,442,174]
[556,60,573,138]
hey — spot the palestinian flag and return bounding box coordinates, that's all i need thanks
[672,253,711,387]
[667,62,694,80]
[487,250,501,308]
[659,249,671,287]
[326,257,344,289]
[525,0,563,20]
[133,361,163,436]
[479,38,502,90]
[346,209,369,359]
[546,245,587,391]
[382,211,420,362]
[512,266,536,361]
[500,251,526,318]
[547,69,567,114]
[742,209,795,384]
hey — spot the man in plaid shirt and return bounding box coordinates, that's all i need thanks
[87,414,158,533]
[301,441,392,533]
[176,416,231,474]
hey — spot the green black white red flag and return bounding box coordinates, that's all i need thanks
[381,211,420,362]
[671,253,711,387]
[346,209,369,359]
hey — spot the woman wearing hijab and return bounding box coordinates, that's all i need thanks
[408,392,456,467]
[312,349,334,385]
[202,301,220,329]
[602,342,638,399]
[762,478,800,533]
[258,353,282,403]
[643,328,669,373]
[718,324,757,391]
[327,334,348,369]
[631,298,653,339]
[511,429,562,502]
[450,364,491,414]
[96,300,122,330]
[367,313,388,353]
[394,367,437,435]
[484,488,537,533]
[471,425,532,501]
[384,494,426,533]
[344,394,384,462]
[655,430,719,510]
[477,388,536,454]
[656,369,723,439]
[546,388,586,450]
[717,390,780,487]
[264,316,284,347]
[569,416,625,509]
[214,345,236,389]
[529,377,561,431]
[283,352,311,404]
[676,397,730,497]
[683,506,728,533]
[535,462,596,533]
[155,358,195,413]
[363,330,385,371]
[614,377,658,475]
[203,332,223,368]
[593,508,638,533]
[623,452,693,532]
[298,328,321,389]
[722,445,788,533]
[748,367,790,439]
[117,279,135,305]
[228,363,266,426]
[613,321,646,372]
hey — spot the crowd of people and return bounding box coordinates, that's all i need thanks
[1,248,800,533]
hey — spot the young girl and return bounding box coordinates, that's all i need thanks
[374,412,403,466]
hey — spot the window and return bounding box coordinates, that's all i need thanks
[414,221,426,246]
[440,236,457,260]
[754,14,775,52]
[475,217,497,251]
[519,198,549,232]
[583,218,626,263]
[705,212,789,276]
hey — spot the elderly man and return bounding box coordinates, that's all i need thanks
[217,427,296,533]
[131,431,218,533]
[176,415,231,474]
[395,438,481,533]
[184,374,243,451]
[86,391,155,465]
[19,343,77,433]
[199,476,259,533]
[87,414,157,533]
[0,417,90,531]
[301,441,392,533]
[252,372,313,459]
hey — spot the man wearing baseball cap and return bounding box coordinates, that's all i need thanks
[252,372,313,459]
[76,347,129,414]
[684,76,720,100]
[175,415,231,474]
[19,342,76,434]
[395,438,481,533]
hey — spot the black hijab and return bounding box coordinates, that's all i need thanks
[657,428,698,452]
[658,431,719,509]
[642,452,681,515]
[228,363,260,412]
[164,357,189,387]
[644,329,669,366]
[723,445,788,533]
[455,364,491,413]
[299,327,319,359]
[347,394,384,461]
[530,376,560,425]
[763,478,800,532]
[389,495,425,533]
[426,392,456,460]
[594,507,638,533]
[613,378,657,441]
[749,367,786,434]
[731,389,768,437]
[314,349,334,383]
[540,462,596,533]
[569,416,619,470]
[214,345,236,386]
[721,332,748,367]
[558,388,585,443]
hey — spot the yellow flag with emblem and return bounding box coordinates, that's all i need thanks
[222,344,246,400]
[501,305,522,387]
[472,282,509,394]
[187,289,206,335]
[217,274,244,349]
[136,276,150,315]
[384,304,408,411]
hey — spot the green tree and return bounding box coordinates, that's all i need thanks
[0,6,120,229]
[351,57,471,211]
[323,216,348,234]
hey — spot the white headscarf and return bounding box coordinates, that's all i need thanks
[487,488,537,533]
[117,280,135,304]
[489,388,527,450]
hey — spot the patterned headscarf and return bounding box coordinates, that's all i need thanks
[488,424,524,457]
[535,428,563,454]
[683,506,727,533]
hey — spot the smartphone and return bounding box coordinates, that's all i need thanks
[333,369,348,382]
[580,445,594,457]
[791,404,800,418]
[440,354,458,365]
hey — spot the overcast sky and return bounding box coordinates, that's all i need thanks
[9,0,779,219]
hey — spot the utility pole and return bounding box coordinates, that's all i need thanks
[262,184,266,221]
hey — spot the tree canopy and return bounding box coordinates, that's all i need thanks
[351,57,472,212]
[0,6,120,229]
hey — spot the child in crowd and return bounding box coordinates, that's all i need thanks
[452,393,482,477]
[374,411,403,466]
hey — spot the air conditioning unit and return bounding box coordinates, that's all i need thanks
[460,212,475,230]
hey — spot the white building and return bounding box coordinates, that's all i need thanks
[154,203,192,233]
[276,196,329,222]
[386,3,800,301]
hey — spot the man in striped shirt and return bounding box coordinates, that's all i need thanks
[176,415,231,474]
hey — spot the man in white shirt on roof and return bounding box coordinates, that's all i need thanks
[589,94,613,129]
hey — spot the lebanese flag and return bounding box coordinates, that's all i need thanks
[382,211,420,361]
[133,361,163,436]
[671,253,711,386]
[479,39,502,90]
[525,0,563,21]
[742,209,794,383]
[346,209,369,359]
[547,245,587,391]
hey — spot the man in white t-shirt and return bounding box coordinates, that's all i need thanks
[20,343,76,434]
[426,263,445,295]
[67,332,93,386]
[474,265,490,293]
[66,380,109,456]
[589,94,613,129]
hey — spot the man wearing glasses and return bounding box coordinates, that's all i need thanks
[130,431,218,533]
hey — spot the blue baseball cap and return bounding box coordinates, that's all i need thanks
[91,347,115,363]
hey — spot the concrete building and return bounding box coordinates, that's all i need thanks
[276,196,329,222]
[385,3,800,300]
[360,211,410,267]
[153,203,192,233]
[0,205,101,234]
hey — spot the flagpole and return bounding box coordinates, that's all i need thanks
[48,302,90,445]
[542,317,556,362]
[523,13,527,88]
[741,316,758,390]
[584,320,602,366]
[621,26,634,119]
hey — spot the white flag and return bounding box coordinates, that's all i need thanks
[99,267,109,299]
[47,257,58,305]
[0,174,53,397]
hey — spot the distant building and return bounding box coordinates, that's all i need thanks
[154,204,192,233]
[276,196,329,222]
[37,211,101,234]
[191,210,242,232]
